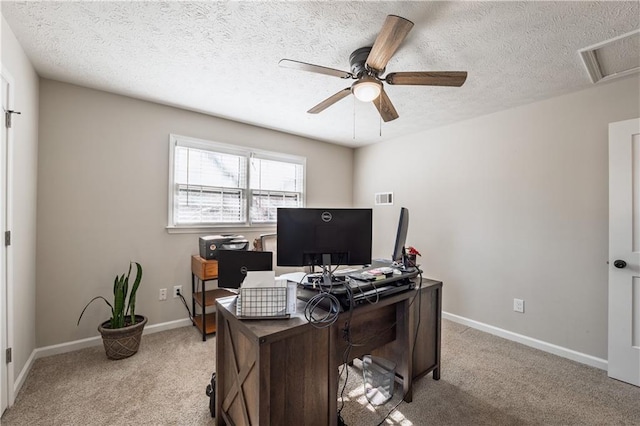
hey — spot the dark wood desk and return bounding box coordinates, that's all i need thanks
[215,279,442,426]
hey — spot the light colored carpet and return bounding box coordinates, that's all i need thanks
[2,320,639,425]
[340,320,640,425]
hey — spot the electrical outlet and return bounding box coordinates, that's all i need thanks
[513,298,524,313]
[173,285,182,298]
[159,288,167,301]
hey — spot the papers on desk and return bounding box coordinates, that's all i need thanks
[278,271,306,284]
[236,271,295,317]
[242,271,279,288]
[277,272,305,313]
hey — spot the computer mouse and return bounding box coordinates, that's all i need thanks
[393,268,402,275]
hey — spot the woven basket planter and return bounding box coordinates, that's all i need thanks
[98,315,147,360]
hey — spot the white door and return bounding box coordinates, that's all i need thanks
[608,117,640,386]
[0,73,9,412]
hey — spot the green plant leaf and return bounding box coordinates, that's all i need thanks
[113,274,126,328]
[123,262,131,309]
[77,296,113,326]
[80,261,143,329]
[126,262,142,323]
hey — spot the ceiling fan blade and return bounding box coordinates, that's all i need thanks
[386,71,468,87]
[366,15,414,73]
[279,59,353,79]
[372,88,399,122]
[307,88,352,114]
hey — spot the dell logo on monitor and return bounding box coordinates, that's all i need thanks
[321,211,332,222]
[240,266,248,275]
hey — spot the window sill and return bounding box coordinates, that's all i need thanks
[166,225,276,235]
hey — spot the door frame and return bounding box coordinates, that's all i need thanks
[0,65,16,410]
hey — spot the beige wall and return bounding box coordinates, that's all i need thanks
[1,16,39,385]
[12,25,640,363]
[354,75,640,359]
[37,80,353,347]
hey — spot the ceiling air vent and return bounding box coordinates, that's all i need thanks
[375,192,393,206]
[579,29,640,84]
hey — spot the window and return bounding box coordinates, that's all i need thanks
[168,134,305,230]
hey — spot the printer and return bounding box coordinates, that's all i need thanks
[199,235,249,260]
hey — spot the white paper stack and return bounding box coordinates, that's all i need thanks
[236,271,289,318]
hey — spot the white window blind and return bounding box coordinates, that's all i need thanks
[169,135,305,229]
[250,156,304,223]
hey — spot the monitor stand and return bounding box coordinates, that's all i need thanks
[321,253,333,287]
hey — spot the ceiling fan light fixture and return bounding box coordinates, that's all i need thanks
[352,77,382,102]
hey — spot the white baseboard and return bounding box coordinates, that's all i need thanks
[15,314,607,400]
[13,349,36,398]
[34,317,192,359]
[12,317,192,400]
[442,312,608,371]
[142,317,192,335]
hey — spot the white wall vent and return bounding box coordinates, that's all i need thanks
[579,29,640,84]
[375,192,393,205]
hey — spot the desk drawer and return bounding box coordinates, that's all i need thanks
[335,304,396,360]
[191,255,218,280]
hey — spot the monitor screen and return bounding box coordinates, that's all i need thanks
[392,207,409,262]
[217,250,273,289]
[277,208,373,267]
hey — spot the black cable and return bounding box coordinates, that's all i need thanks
[332,262,425,424]
[305,261,345,292]
[361,282,381,305]
[341,276,422,349]
[336,284,355,425]
[348,276,381,306]
[337,341,353,425]
[374,269,423,426]
[303,260,348,328]
[301,266,354,422]
[308,261,424,424]
[303,291,340,328]
[177,290,193,321]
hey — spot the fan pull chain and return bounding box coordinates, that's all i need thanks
[353,95,356,140]
[379,95,382,137]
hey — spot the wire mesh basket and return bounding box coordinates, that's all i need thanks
[236,287,289,319]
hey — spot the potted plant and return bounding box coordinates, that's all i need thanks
[77,261,147,360]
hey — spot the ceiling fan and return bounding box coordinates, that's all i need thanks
[279,15,467,122]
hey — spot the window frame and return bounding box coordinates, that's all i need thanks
[167,134,306,233]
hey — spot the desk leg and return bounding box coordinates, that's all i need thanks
[201,281,207,341]
[433,285,442,381]
[215,309,225,426]
[191,273,196,327]
[192,274,206,341]
[400,298,413,402]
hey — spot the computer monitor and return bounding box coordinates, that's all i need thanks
[276,208,372,277]
[392,207,409,267]
[217,250,273,289]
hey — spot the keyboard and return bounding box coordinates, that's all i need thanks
[348,268,393,282]
[333,268,361,276]
[297,273,417,311]
[350,281,415,305]
[297,281,415,312]
[306,267,369,283]
[306,273,346,284]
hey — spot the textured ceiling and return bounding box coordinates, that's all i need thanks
[2,1,639,147]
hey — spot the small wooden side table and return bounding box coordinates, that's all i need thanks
[191,255,234,341]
